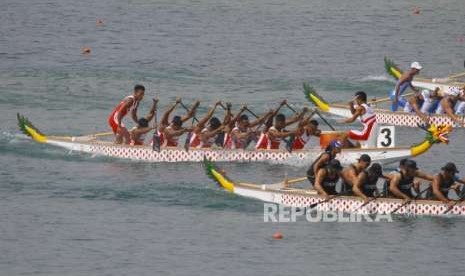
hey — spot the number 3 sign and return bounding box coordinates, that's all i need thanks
[377,126,395,148]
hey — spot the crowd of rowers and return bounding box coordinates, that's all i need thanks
[303,141,465,208]
[107,85,378,150]
[390,61,465,125]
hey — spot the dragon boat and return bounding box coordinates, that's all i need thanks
[17,114,451,165]
[303,57,465,128]
[204,159,465,217]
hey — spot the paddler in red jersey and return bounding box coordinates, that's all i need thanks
[341,91,378,148]
[224,108,271,149]
[291,118,321,150]
[160,98,200,147]
[190,101,232,148]
[255,108,307,150]
[129,98,158,146]
[108,85,146,144]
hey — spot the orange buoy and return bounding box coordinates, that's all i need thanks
[81,47,91,55]
[272,231,283,240]
[96,19,104,26]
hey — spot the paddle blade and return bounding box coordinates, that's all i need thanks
[184,132,192,152]
[152,133,161,152]
[284,134,295,153]
[215,131,225,147]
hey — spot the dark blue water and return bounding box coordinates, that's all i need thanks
[1,1,465,275]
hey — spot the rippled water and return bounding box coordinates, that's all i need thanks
[1,1,465,275]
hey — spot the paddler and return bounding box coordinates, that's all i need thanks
[352,163,385,203]
[190,101,231,148]
[108,84,145,144]
[340,154,372,194]
[224,107,270,149]
[385,159,433,201]
[291,118,321,150]
[255,108,308,150]
[129,98,158,145]
[313,159,345,200]
[341,91,378,148]
[391,62,422,111]
[435,85,465,126]
[430,162,464,208]
[160,98,200,147]
[306,140,342,186]
[404,88,441,122]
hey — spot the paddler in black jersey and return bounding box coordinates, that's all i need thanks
[350,163,384,203]
[340,154,371,193]
[430,162,465,208]
[385,159,433,201]
[306,140,342,185]
[313,159,345,200]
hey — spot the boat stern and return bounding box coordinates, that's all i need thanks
[204,157,236,192]
[17,113,47,143]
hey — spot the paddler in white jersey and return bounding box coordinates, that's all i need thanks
[435,85,465,126]
[129,98,158,145]
[341,91,378,148]
[403,88,441,122]
[390,61,422,111]
[291,118,321,150]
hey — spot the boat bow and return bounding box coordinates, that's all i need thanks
[410,124,452,156]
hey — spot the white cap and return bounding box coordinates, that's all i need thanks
[410,61,422,70]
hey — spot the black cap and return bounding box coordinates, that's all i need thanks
[368,163,383,177]
[358,154,371,163]
[441,162,459,173]
[404,160,418,170]
[328,159,343,171]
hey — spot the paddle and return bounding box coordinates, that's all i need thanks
[389,186,431,214]
[152,99,161,152]
[245,106,259,119]
[442,186,465,215]
[308,190,353,209]
[179,102,199,152]
[352,192,384,213]
[48,131,114,142]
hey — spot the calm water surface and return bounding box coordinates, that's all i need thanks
[1,1,465,275]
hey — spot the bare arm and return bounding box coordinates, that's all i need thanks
[432,175,451,204]
[313,153,330,177]
[415,170,434,182]
[161,98,181,127]
[181,100,200,123]
[441,97,463,125]
[268,128,295,139]
[248,110,270,128]
[314,169,329,197]
[285,109,307,127]
[193,101,220,133]
[389,174,411,200]
[116,98,135,127]
[352,172,369,202]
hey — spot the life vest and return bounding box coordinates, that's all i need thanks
[438,173,456,198]
[362,172,379,197]
[306,151,336,183]
[321,167,340,195]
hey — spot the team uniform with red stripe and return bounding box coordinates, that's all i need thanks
[224,126,248,149]
[189,128,217,148]
[347,103,378,148]
[161,126,180,147]
[255,126,282,150]
[108,95,139,133]
[292,129,313,150]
